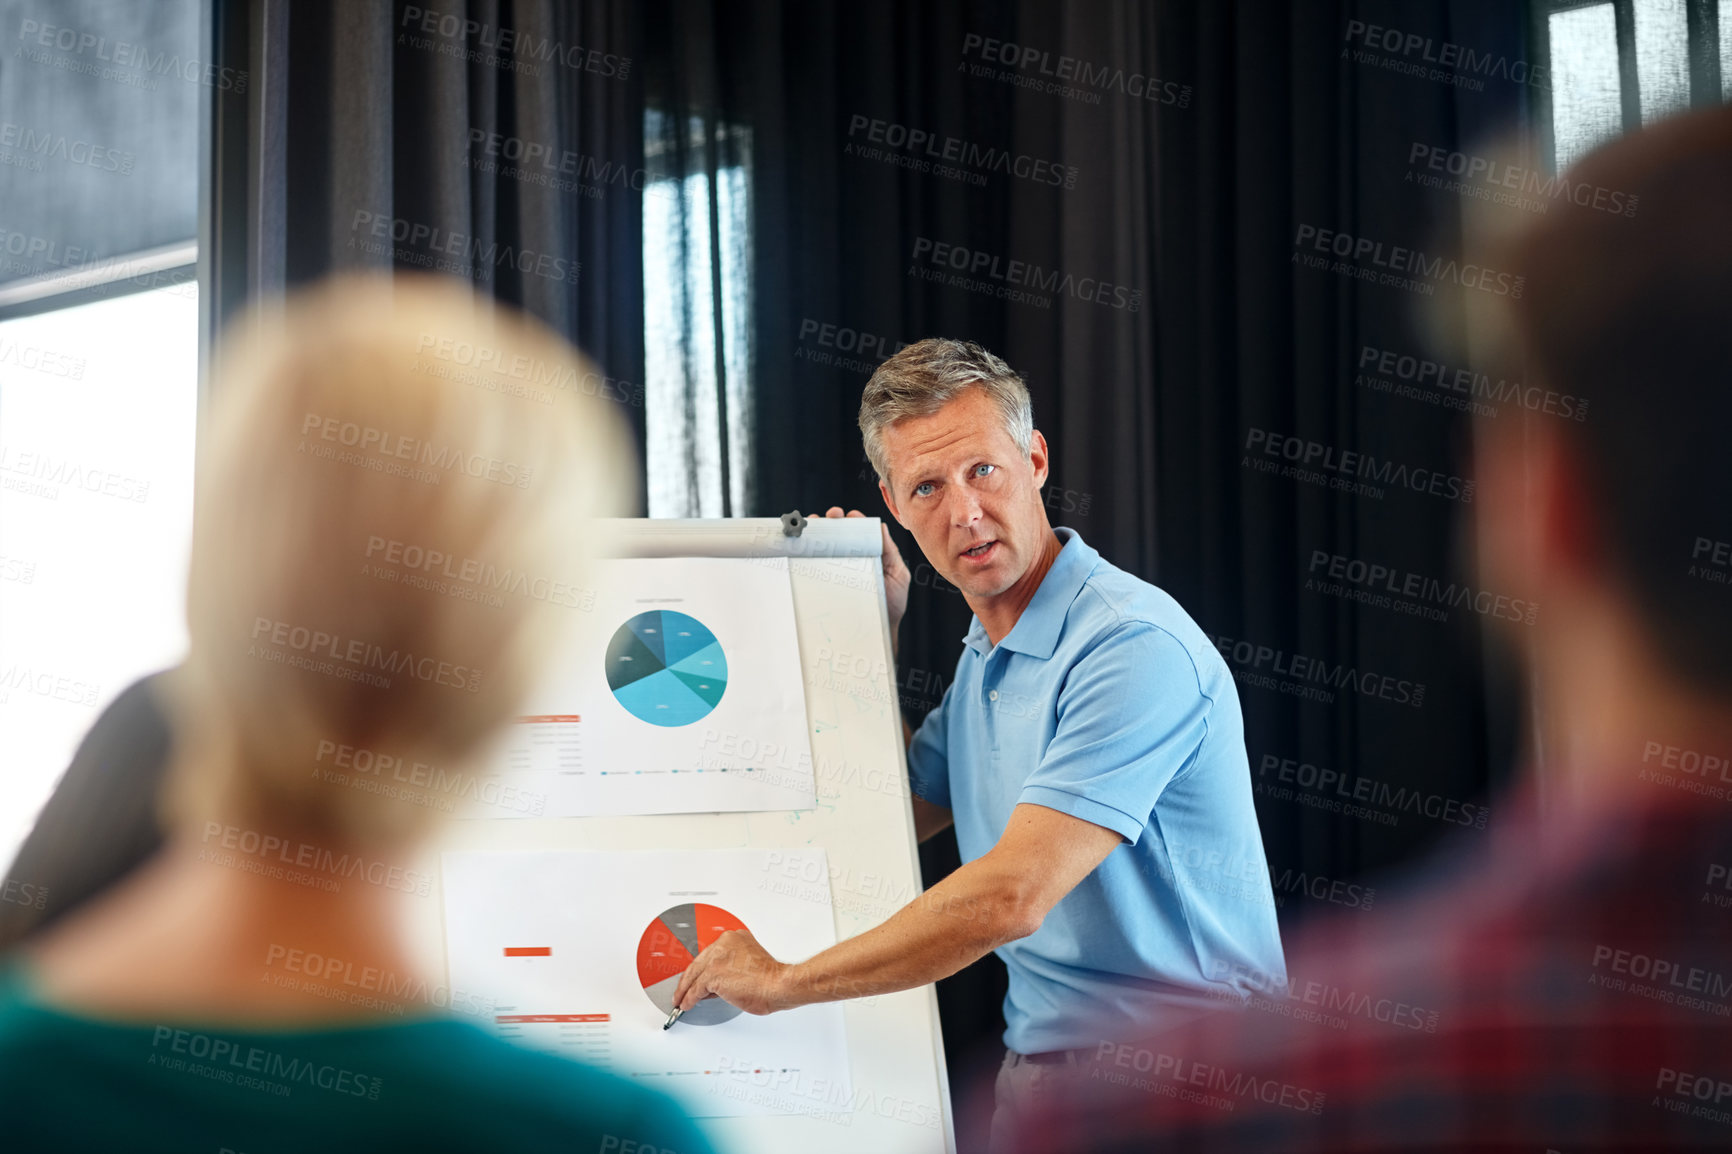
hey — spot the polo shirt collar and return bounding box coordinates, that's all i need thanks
[960,527,1098,660]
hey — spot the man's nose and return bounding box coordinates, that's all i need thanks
[948,487,983,528]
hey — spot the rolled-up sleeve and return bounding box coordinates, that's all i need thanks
[1018,622,1212,846]
[905,680,954,809]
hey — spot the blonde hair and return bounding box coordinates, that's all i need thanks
[163,274,634,846]
[858,338,1033,485]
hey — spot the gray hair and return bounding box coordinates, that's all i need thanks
[858,338,1034,485]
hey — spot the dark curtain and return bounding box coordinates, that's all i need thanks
[644,0,1532,1116]
[213,0,648,462]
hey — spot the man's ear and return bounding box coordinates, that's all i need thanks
[1028,429,1051,488]
[878,478,903,526]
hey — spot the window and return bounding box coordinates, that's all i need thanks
[1542,0,1729,168]
[0,0,205,872]
[0,283,199,865]
[642,110,754,519]
[1725,2,1732,94]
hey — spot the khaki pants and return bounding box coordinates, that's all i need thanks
[989,1048,1089,1154]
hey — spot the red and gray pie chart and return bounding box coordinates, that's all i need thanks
[605,610,727,727]
[636,902,748,1025]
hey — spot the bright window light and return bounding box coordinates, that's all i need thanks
[642,113,753,519]
[1633,0,1690,122]
[1722,0,1732,100]
[0,281,198,871]
[1550,3,1624,169]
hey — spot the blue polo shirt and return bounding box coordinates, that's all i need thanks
[907,528,1286,1054]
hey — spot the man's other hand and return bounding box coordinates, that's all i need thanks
[824,507,911,637]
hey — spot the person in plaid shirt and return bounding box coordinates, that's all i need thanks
[1002,104,1732,1153]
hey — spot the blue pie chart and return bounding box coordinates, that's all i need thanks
[605,611,727,727]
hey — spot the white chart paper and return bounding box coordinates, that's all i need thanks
[442,848,853,1119]
[473,556,816,817]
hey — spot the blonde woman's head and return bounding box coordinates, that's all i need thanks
[164,274,634,847]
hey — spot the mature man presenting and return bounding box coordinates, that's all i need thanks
[674,338,1284,1142]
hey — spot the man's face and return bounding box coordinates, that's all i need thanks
[877,386,1051,600]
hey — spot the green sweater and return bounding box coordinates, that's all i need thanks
[0,963,717,1154]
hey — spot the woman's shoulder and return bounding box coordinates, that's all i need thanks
[334,1018,718,1150]
[0,971,715,1154]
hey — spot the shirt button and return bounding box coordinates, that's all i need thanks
[989,690,999,701]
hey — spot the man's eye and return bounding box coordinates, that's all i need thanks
[974,464,994,478]
[914,482,935,497]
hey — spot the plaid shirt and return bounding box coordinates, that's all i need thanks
[1006,764,1732,1153]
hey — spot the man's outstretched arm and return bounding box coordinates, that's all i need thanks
[672,802,1120,1014]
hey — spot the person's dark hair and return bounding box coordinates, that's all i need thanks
[1501,104,1732,689]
